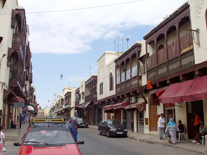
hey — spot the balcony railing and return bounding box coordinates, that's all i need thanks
[85,93,97,102]
[116,76,138,94]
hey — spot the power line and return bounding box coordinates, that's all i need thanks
[0,0,143,15]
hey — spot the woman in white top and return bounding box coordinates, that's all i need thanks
[0,125,5,155]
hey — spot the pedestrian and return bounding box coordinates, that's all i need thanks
[158,113,165,139]
[168,114,173,139]
[165,118,180,145]
[192,122,207,145]
[0,125,6,154]
[68,120,78,142]
[193,111,202,137]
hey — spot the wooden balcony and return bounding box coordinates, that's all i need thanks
[147,32,194,81]
[85,93,97,103]
[12,34,25,61]
[116,76,139,94]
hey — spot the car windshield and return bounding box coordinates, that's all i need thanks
[23,128,75,145]
[77,118,83,122]
[108,120,122,125]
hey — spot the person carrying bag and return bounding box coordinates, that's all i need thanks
[0,125,6,154]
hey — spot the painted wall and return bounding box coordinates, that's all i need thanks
[97,51,122,100]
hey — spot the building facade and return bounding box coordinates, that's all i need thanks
[0,0,35,129]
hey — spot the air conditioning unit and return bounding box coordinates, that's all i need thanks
[130,97,136,103]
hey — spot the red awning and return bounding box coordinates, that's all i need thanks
[9,96,24,102]
[182,75,207,102]
[104,104,114,111]
[113,102,130,110]
[159,79,194,103]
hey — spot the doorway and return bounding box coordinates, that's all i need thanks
[187,101,203,139]
[138,110,144,133]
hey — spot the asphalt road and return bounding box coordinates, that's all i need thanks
[3,128,200,155]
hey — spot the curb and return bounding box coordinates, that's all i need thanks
[89,126,205,154]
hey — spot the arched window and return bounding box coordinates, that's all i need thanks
[158,44,164,50]
[109,73,113,91]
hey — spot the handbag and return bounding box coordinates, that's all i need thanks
[2,147,6,152]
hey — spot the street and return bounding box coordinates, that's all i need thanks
[3,128,200,155]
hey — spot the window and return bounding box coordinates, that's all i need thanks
[116,74,120,84]
[132,65,137,77]
[100,82,103,95]
[109,73,113,91]
[206,9,207,30]
[82,92,84,99]
[121,72,125,82]
[126,69,130,80]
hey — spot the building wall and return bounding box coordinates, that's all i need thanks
[97,51,122,101]
[44,107,50,116]
[188,0,207,64]
[79,79,87,104]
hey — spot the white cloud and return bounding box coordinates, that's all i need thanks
[19,0,187,54]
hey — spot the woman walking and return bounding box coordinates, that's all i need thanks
[165,118,180,145]
[68,120,78,142]
[0,125,5,154]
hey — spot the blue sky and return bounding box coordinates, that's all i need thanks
[18,0,187,108]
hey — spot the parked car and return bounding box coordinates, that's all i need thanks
[98,119,127,137]
[76,117,88,128]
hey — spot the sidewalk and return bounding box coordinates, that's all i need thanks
[3,123,28,142]
[88,125,207,154]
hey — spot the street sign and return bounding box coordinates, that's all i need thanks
[13,102,25,107]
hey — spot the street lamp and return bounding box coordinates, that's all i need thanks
[60,74,63,80]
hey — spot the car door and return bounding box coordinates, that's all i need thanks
[102,120,108,134]
[100,120,106,133]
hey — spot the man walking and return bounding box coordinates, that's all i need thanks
[158,113,165,139]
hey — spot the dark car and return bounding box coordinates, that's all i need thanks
[98,119,127,137]
[76,118,88,128]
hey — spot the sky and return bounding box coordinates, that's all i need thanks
[18,0,187,108]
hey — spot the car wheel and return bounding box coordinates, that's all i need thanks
[106,130,110,137]
[99,129,102,135]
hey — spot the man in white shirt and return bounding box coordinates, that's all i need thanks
[158,113,165,139]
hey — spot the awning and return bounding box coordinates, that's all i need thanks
[75,103,84,108]
[9,96,24,102]
[113,102,130,110]
[78,101,92,108]
[104,104,114,113]
[159,79,194,103]
[182,75,207,102]
[125,102,146,112]
[149,86,168,95]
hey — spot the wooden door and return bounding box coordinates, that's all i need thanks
[107,113,111,119]
[114,109,121,122]
[149,104,157,131]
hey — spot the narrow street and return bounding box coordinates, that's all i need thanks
[2,127,202,155]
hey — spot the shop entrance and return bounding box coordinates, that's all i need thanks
[138,110,144,133]
[165,103,175,123]
[187,101,203,139]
